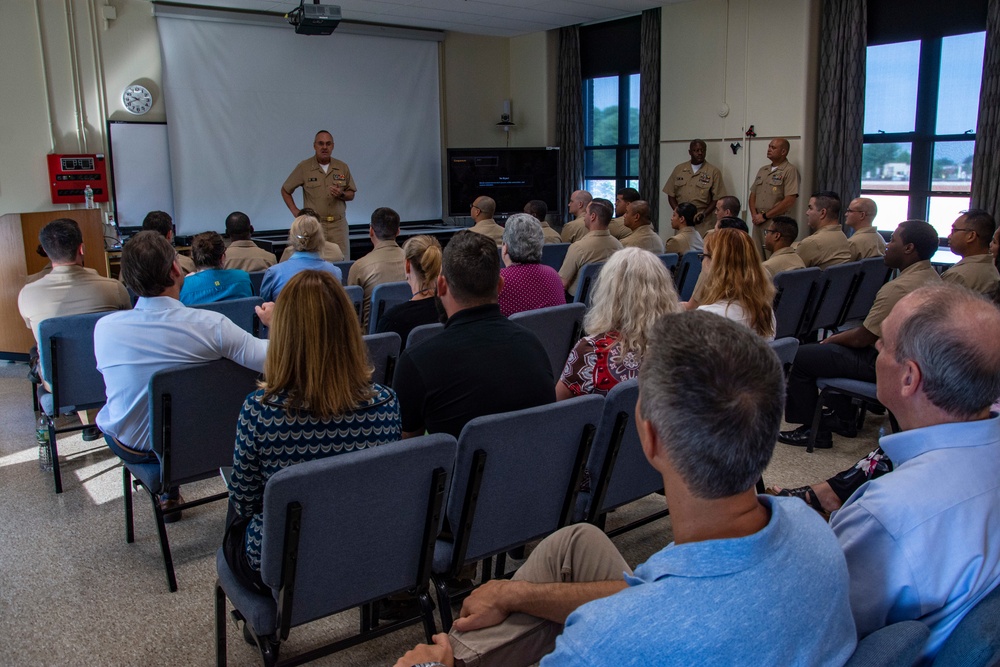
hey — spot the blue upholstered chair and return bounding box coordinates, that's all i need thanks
[36,311,113,494]
[332,260,354,285]
[191,296,264,336]
[540,242,570,271]
[772,267,821,339]
[844,620,929,667]
[807,261,863,336]
[573,262,605,306]
[368,281,413,335]
[215,434,457,667]
[431,395,604,630]
[843,256,891,324]
[122,359,260,592]
[769,337,800,370]
[343,284,364,322]
[509,302,587,380]
[675,251,702,301]
[363,332,401,387]
[405,322,444,350]
[658,252,680,274]
[248,271,265,297]
[933,581,1000,667]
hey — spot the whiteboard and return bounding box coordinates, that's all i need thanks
[107,121,175,229]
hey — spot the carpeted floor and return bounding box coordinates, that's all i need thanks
[0,359,883,666]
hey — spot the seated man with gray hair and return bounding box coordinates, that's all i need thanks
[395,310,857,667]
[498,213,566,317]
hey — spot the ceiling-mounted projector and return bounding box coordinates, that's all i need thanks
[285,1,341,35]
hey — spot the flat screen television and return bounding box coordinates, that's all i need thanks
[447,147,560,217]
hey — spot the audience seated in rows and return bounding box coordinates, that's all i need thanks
[619,200,665,254]
[260,215,342,302]
[395,311,858,667]
[467,196,505,246]
[393,231,553,439]
[558,198,622,300]
[143,210,196,274]
[95,231,269,520]
[844,197,885,261]
[557,247,679,400]
[222,211,276,272]
[696,228,776,340]
[375,234,444,347]
[348,206,406,328]
[498,214,566,317]
[795,191,851,269]
[663,202,704,256]
[523,199,562,244]
[223,270,401,593]
[778,219,941,449]
[279,207,345,263]
[941,208,1000,295]
[561,190,592,243]
[761,216,806,278]
[608,187,638,241]
[178,231,252,306]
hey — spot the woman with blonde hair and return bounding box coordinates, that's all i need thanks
[259,215,342,301]
[558,248,681,400]
[224,270,401,592]
[376,235,444,347]
[697,227,776,339]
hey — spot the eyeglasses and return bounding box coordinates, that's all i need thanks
[845,208,864,214]
[764,228,780,235]
[951,227,974,234]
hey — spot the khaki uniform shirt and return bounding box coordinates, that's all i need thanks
[863,260,941,337]
[176,253,196,275]
[847,227,887,261]
[561,216,588,243]
[559,230,622,297]
[621,225,665,254]
[941,253,1000,294]
[280,242,344,264]
[539,221,562,244]
[750,160,800,215]
[224,240,277,272]
[18,265,131,348]
[795,225,851,269]
[663,161,725,234]
[608,217,633,240]
[469,219,505,246]
[762,246,807,279]
[282,156,357,257]
[348,240,406,327]
[664,227,704,256]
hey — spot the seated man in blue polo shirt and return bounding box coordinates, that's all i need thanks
[395,310,857,667]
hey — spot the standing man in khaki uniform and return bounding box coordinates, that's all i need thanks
[761,217,807,278]
[621,200,665,253]
[608,187,639,240]
[467,196,505,245]
[559,199,623,299]
[941,209,1000,294]
[749,138,800,257]
[523,200,562,244]
[349,207,407,328]
[795,191,851,269]
[561,190,592,243]
[281,130,357,259]
[223,211,277,272]
[844,198,885,260]
[664,139,726,236]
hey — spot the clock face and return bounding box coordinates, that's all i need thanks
[123,84,153,115]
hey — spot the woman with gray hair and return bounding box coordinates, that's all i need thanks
[498,213,566,317]
[259,215,342,302]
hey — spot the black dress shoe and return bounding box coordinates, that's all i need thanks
[82,426,103,441]
[778,425,832,449]
[821,408,857,438]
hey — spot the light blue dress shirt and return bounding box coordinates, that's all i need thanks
[259,251,341,302]
[831,413,1000,664]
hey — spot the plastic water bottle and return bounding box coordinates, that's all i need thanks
[36,416,52,471]
[84,184,95,209]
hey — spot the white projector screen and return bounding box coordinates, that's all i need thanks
[156,14,442,235]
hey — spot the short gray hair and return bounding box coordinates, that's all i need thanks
[639,311,784,499]
[502,213,544,264]
[893,284,1000,417]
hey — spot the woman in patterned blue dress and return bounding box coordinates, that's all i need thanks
[223,269,401,592]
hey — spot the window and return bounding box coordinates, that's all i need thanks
[582,73,639,201]
[861,31,985,239]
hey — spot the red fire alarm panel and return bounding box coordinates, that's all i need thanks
[47,153,110,205]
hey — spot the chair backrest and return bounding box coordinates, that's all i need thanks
[573,262,605,306]
[37,311,112,413]
[343,284,364,322]
[808,261,863,333]
[190,296,264,336]
[541,243,571,271]
[441,394,603,573]
[248,270,265,297]
[368,281,413,334]
[363,332,401,387]
[769,337,800,369]
[658,253,680,273]
[843,620,929,667]
[844,256,890,322]
[675,251,703,301]
[772,267,821,339]
[149,358,261,486]
[406,322,445,350]
[509,303,587,379]
[933,581,1000,667]
[259,434,457,629]
[333,260,354,285]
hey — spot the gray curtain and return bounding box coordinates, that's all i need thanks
[639,8,661,228]
[972,0,1000,221]
[814,0,866,207]
[557,25,583,222]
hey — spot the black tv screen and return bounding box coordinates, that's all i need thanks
[447,147,561,217]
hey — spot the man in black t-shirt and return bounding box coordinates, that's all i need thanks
[394,231,555,438]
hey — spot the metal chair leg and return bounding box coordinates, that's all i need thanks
[47,419,63,494]
[149,493,178,592]
[418,590,437,643]
[215,582,228,666]
[123,467,135,544]
[807,389,828,454]
[432,575,454,632]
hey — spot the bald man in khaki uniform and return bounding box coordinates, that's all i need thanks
[559,199,622,298]
[844,198,886,260]
[561,190,592,243]
[663,139,726,236]
[749,138,800,257]
[761,217,807,278]
[349,207,407,328]
[608,188,638,240]
[621,201,665,253]
[941,209,1000,295]
[795,192,851,269]
[467,196,505,245]
[281,130,357,259]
